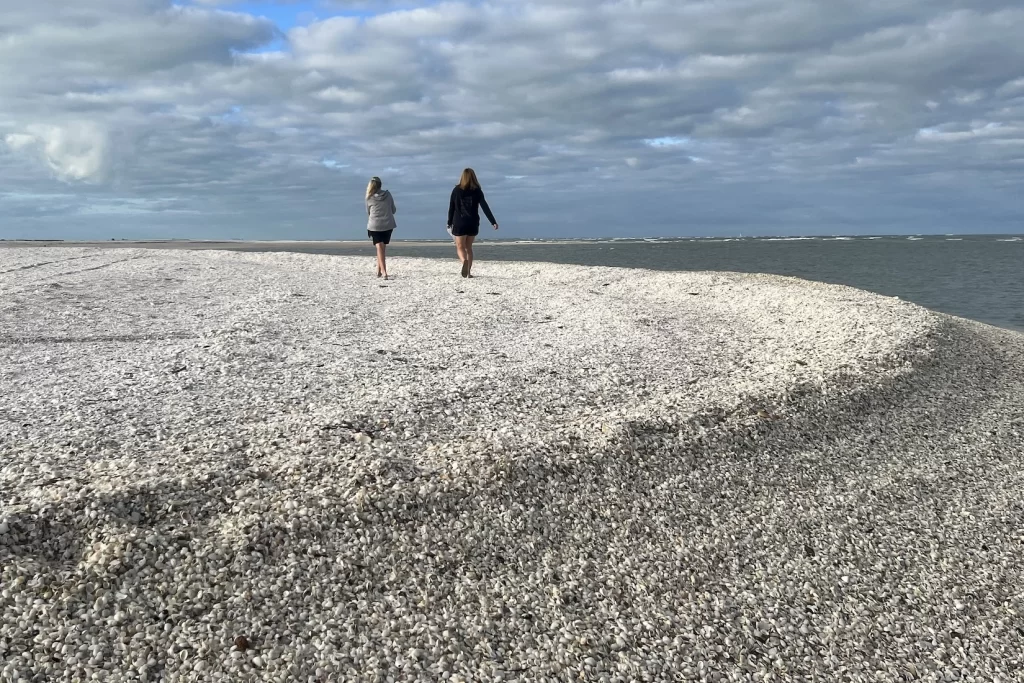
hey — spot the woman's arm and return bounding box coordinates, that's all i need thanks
[447,188,456,227]
[390,193,397,214]
[479,190,497,226]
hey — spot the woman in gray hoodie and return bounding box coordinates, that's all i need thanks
[366,176,397,279]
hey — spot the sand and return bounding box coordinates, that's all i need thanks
[1,247,1022,682]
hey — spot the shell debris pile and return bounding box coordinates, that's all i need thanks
[1,247,1023,682]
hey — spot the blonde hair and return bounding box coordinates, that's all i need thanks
[458,168,481,191]
[366,176,382,199]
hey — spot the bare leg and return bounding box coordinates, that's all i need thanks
[376,243,388,279]
[465,235,476,277]
[455,236,469,276]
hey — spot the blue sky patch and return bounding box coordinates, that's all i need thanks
[229,1,377,30]
[321,158,350,170]
[181,1,382,52]
[644,137,690,147]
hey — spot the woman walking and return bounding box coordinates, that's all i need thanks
[447,168,498,278]
[366,176,396,280]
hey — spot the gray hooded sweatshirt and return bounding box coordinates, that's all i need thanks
[366,190,397,231]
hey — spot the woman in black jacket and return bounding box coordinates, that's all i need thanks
[447,168,498,278]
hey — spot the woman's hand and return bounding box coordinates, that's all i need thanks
[492,224,499,231]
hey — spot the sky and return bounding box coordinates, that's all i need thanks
[1,0,1023,240]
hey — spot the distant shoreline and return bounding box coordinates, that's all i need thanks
[5,235,1019,332]
[1,234,1022,250]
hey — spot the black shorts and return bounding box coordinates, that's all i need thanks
[368,229,393,245]
[450,225,479,237]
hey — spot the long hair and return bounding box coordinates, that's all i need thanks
[458,168,480,191]
[366,176,382,199]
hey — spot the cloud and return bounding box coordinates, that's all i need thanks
[3,134,37,151]
[4,123,111,182]
[1,0,1023,238]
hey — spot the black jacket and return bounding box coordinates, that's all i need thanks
[448,186,497,230]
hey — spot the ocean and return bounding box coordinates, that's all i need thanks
[213,234,1024,332]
